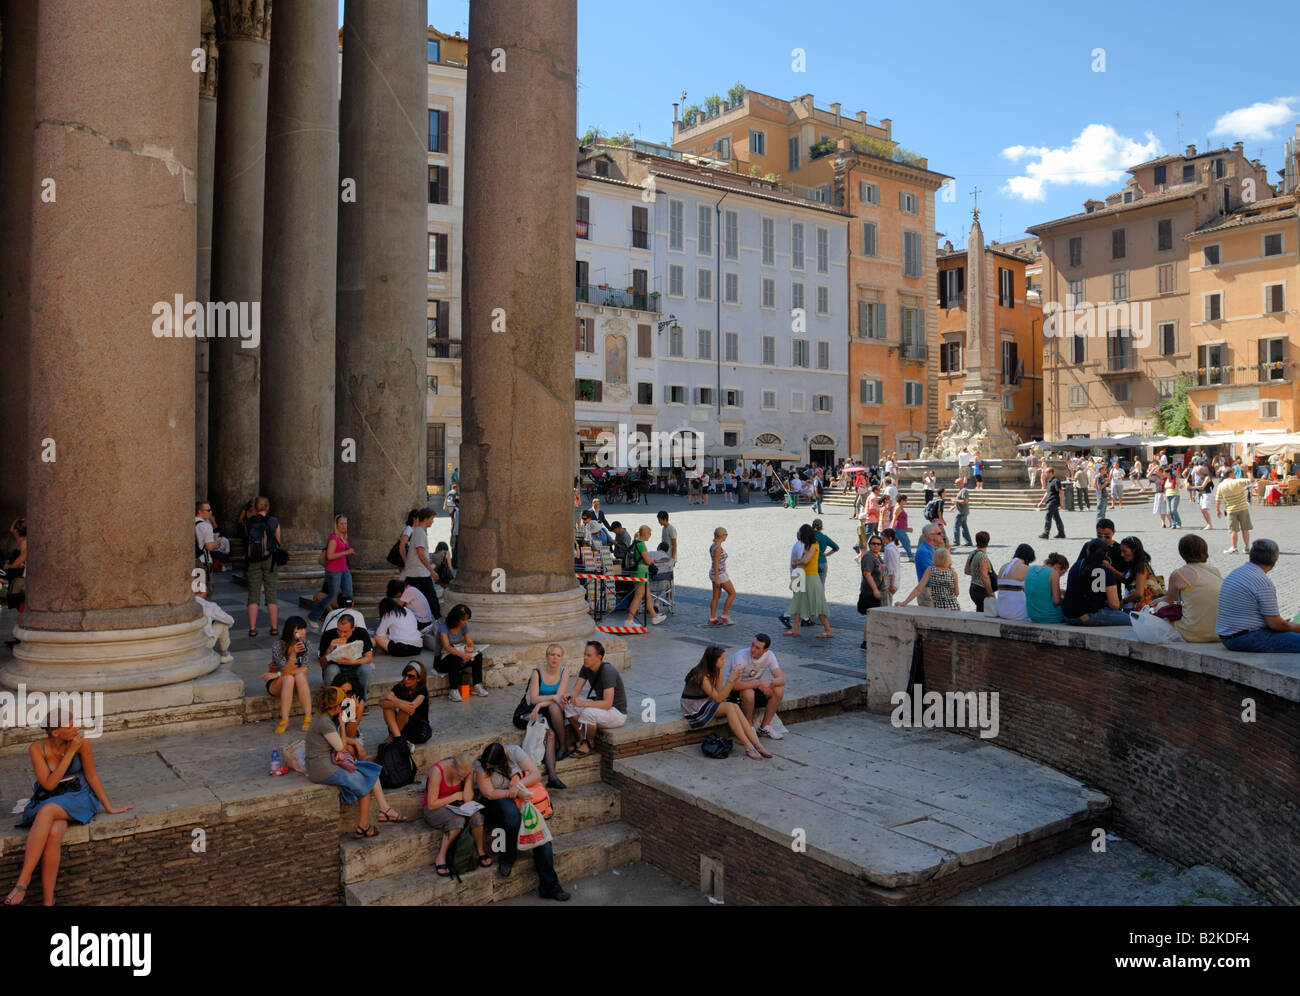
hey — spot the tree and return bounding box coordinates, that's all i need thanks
[704,94,721,117]
[727,82,746,105]
[578,126,601,146]
[1151,376,1195,437]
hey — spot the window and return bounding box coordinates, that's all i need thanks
[816,285,829,315]
[724,210,738,260]
[859,181,880,205]
[665,385,685,405]
[791,223,805,269]
[594,160,609,177]
[669,200,684,250]
[1214,158,1224,179]
[1111,229,1126,260]
[724,388,743,408]
[788,136,800,171]
[427,375,438,395]
[428,165,448,205]
[669,326,683,357]
[791,282,805,312]
[762,335,776,366]
[723,430,739,447]
[1202,244,1220,266]
[761,218,775,265]
[575,317,594,353]
[817,340,830,370]
[816,228,829,273]
[792,339,810,367]
[1069,385,1087,407]
[761,277,775,309]
[1157,378,1176,400]
[858,300,887,339]
[940,340,962,372]
[1264,232,1284,256]
[862,222,878,257]
[899,191,919,214]
[901,306,924,354]
[632,206,649,249]
[761,389,777,410]
[428,299,449,340]
[1204,292,1223,321]
[903,231,922,277]
[724,331,739,362]
[697,328,712,360]
[1158,322,1176,355]
[1198,343,1228,386]
[724,272,739,303]
[998,267,1014,307]
[697,269,712,301]
[1002,393,1015,411]
[1110,381,1129,403]
[632,268,647,306]
[1072,334,1086,363]
[1182,163,1194,183]
[428,232,448,273]
[576,195,590,239]
[695,386,715,406]
[904,382,924,407]
[637,324,651,359]
[637,382,654,405]
[668,264,684,297]
[1158,263,1176,295]
[427,39,440,62]
[1264,283,1285,314]
[859,378,883,404]
[749,129,766,156]
[697,206,712,255]
[714,136,731,160]
[1111,271,1128,301]
[1260,338,1288,381]
[1001,340,1019,383]
[429,109,447,153]
[1068,237,1083,268]
[1123,191,1133,203]
[790,391,805,413]
[814,394,833,413]
[1157,219,1173,251]
[1153,164,1167,186]
[1067,277,1084,308]
[939,268,963,308]
[1200,403,1217,421]
[1261,399,1281,419]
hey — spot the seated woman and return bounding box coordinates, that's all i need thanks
[434,604,486,702]
[898,547,960,611]
[373,596,424,657]
[378,662,432,744]
[1024,553,1070,624]
[1160,533,1223,642]
[307,686,406,839]
[991,544,1035,621]
[422,754,490,876]
[263,616,314,735]
[1117,536,1157,610]
[329,672,367,749]
[1062,539,1131,627]
[474,742,569,901]
[511,643,570,789]
[679,645,772,761]
[5,708,133,906]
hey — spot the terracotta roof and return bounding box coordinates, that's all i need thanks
[1188,200,1298,238]
[646,168,850,216]
[1027,185,1205,233]
[936,246,1039,264]
[577,172,647,193]
[1127,147,1230,172]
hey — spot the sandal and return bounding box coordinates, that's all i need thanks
[274,719,288,735]
[378,808,408,823]
[745,747,763,761]
[249,629,257,638]
[816,633,834,640]
[3,884,25,906]
[435,863,451,878]
[354,824,377,839]
[783,630,800,638]
[571,741,593,758]
[478,853,494,868]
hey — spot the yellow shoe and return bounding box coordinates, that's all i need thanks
[274,719,288,735]
[301,715,312,732]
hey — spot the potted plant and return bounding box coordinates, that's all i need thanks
[681,104,700,127]
[727,82,746,106]
[704,94,721,117]
[649,291,661,306]
[625,286,636,294]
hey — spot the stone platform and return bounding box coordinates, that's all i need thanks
[615,712,1109,905]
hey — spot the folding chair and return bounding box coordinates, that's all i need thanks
[649,568,675,617]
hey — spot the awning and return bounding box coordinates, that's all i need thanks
[741,449,805,462]
[1040,435,1142,450]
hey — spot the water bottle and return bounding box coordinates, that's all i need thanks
[269,747,283,777]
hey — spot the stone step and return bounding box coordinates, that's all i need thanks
[339,781,622,884]
[344,820,641,905]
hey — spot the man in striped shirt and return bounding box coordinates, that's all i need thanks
[1215,476,1252,554]
[1216,539,1300,652]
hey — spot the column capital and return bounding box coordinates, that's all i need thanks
[200,0,219,98]
[213,0,271,43]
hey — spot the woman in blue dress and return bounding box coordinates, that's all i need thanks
[6,710,133,905]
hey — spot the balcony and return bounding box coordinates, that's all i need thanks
[901,342,927,361]
[1197,366,1233,387]
[1101,352,1138,374]
[577,284,658,312]
[427,338,463,360]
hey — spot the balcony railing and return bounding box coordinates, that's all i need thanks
[1258,363,1289,383]
[1104,352,1137,373]
[577,284,657,312]
[1197,366,1233,387]
[427,338,463,360]
[901,341,927,360]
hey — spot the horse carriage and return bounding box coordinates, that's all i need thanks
[580,466,650,504]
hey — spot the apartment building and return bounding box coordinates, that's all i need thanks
[1030,143,1273,439]
[935,240,1043,443]
[670,89,945,461]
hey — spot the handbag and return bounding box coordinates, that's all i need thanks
[1152,601,1183,621]
[700,733,732,759]
[386,539,405,570]
[377,736,416,789]
[332,750,358,774]
[30,775,82,806]
[272,547,290,566]
[510,773,552,819]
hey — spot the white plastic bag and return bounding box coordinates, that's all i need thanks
[516,800,553,852]
[522,717,548,765]
[283,739,308,775]
[1130,606,1182,644]
[982,595,1000,618]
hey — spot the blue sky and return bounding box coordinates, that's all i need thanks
[363,0,1300,246]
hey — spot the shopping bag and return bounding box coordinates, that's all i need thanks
[1130,606,1182,644]
[516,800,553,851]
[283,739,308,776]
[522,718,548,766]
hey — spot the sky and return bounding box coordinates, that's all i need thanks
[358,0,1300,247]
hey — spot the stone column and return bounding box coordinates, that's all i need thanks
[6,0,215,693]
[334,0,426,601]
[195,0,218,497]
[206,0,269,533]
[0,0,36,538]
[451,0,594,648]
[259,0,337,566]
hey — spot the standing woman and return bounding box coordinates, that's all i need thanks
[1165,469,1183,529]
[1153,471,1171,528]
[785,524,832,639]
[857,536,886,647]
[1110,459,1125,509]
[5,710,133,906]
[402,507,441,619]
[965,532,995,612]
[309,514,355,625]
[623,525,666,628]
[707,527,736,626]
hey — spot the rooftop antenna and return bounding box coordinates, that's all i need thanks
[970,185,981,221]
[1175,110,1181,148]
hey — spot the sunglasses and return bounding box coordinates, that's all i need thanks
[403,671,419,680]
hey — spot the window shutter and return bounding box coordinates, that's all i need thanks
[860,379,867,404]
[876,303,886,339]
[438,300,449,338]
[575,379,582,401]
[899,190,906,209]
[939,273,948,309]
[576,318,584,351]
[438,112,449,154]
[736,390,743,407]
[875,380,883,402]
[858,300,868,336]
[664,385,671,404]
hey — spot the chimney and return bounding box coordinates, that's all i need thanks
[880,118,892,138]
[831,102,841,127]
[672,102,679,123]
[856,111,867,125]
[1185,144,1197,157]
[1232,141,1244,155]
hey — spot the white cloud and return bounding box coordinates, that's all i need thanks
[1209,98,1297,141]
[1000,124,1163,201]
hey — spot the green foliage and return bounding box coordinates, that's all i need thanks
[578,126,601,146]
[606,131,633,147]
[681,104,700,127]
[1152,376,1196,437]
[727,82,747,105]
[846,133,923,166]
[809,137,836,159]
[704,94,722,116]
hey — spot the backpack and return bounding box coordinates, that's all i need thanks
[448,822,478,880]
[377,736,416,789]
[923,498,942,521]
[621,539,642,573]
[246,514,276,562]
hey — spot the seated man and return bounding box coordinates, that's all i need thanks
[1216,539,1300,652]
[563,640,627,756]
[318,596,369,657]
[320,612,376,699]
[727,633,786,738]
[1061,539,1131,627]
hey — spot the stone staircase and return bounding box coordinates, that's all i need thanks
[822,483,1157,511]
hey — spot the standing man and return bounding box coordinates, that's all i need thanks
[914,523,943,608]
[195,499,219,598]
[1094,458,1110,521]
[957,446,973,478]
[1073,460,1091,512]
[589,497,611,529]
[1036,468,1066,539]
[657,510,678,561]
[952,478,973,547]
[1216,474,1252,554]
[727,634,787,738]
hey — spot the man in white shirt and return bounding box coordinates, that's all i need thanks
[727,634,786,737]
[657,510,678,560]
[194,500,219,595]
[195,594,235,664]
[957,447,972,474]
[883,477,899,504]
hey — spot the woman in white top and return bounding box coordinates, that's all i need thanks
[401,507,440,619]
[373,596,424,656]
[993,543,1035,621]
